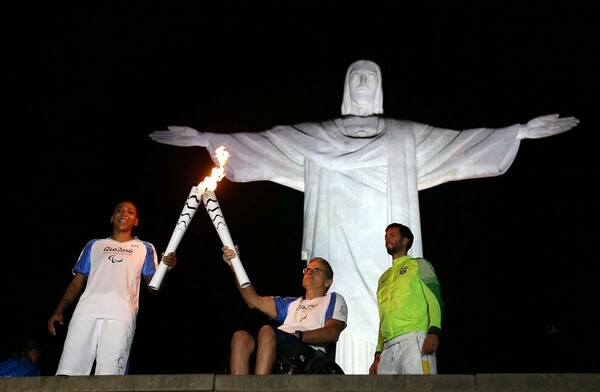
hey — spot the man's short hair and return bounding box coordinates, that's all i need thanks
[385,223,414,251]
[309,257,334,280]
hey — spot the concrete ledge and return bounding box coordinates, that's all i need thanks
[1,373,599,392]
[214,374,476,391]
[475,373,600,391]
[0,373,215,392]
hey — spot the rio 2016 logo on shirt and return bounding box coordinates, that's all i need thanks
[295,303,319,323]
[399,266,408,275]
[103,246,134,254]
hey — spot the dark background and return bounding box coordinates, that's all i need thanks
[1,2,598,375]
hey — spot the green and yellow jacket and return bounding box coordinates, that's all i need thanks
[375,255,444,352]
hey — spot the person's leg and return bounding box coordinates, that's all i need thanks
[56,317,100,375]
[254,324,277,375]
[378,332,428,375]
[403,333,433,375]
[230,330,256,375]
[95,319,134,375]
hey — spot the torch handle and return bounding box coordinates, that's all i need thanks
[202,190,251,288]
[148,241,179,291]
[148,239,183,290]
[149,261,169,291]
[215,227,251,289]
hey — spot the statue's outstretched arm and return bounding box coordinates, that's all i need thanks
[149,126,208,147]
[517,114,579,140]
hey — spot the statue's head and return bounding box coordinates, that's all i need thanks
[341,60,383,116]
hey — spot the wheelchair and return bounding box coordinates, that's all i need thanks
[272,341,345,375]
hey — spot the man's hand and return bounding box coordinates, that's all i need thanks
[421,333,439,355]
[369,354,380,375]
[149,126,208,147]
[222,245,239,269]
[47,312,63,336]
[162,252,177,270]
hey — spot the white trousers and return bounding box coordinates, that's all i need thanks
[377,331,437,375]
[56,317,135,375]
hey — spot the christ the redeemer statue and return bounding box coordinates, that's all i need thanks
[150,60,578,374]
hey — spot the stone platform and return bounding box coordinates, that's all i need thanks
[1,373,600,392]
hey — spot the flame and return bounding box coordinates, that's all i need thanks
[197,146,229,192]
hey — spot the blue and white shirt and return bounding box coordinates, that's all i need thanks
[71,237,158,322]
[272,292,348,352]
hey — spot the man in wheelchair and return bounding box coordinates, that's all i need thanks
[221,246,348,375]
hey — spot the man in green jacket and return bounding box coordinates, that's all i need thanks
[369,223,444,375]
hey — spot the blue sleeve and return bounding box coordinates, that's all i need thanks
[72,240,97,277]
[271,296,298,323]
[141,241,157,278]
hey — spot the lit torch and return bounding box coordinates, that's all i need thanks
[149,146,247,290]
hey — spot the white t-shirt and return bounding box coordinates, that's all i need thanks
[272,292,348,352]
[71,237,158,322]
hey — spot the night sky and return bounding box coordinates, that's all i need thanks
[2,3,598,375]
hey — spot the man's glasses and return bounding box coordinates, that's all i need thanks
[303,267,323,276]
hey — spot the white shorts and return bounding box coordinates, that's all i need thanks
[56,316,135,375]
[377,331,437,375]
